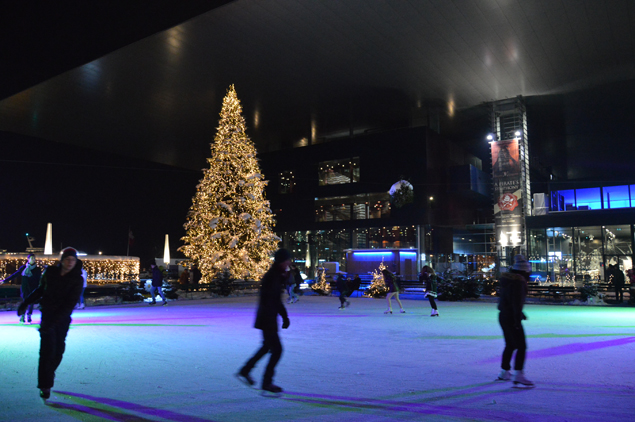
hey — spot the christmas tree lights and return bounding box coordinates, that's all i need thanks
[364,258,389,298]
[179,85,279,282]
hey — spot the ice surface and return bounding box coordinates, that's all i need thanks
[1,295,634,421]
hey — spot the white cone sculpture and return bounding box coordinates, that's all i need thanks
[44,223,53,255]
[163,234,170,266]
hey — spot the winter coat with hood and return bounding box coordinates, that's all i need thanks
[497,271,528,326]
[254,265,289,331]
[22,260,84,322]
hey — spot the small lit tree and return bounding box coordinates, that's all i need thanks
[311,267,331,296]
[364,259,389,298]
[179,85,279,282]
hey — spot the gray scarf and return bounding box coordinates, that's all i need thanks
[22,262,36,278]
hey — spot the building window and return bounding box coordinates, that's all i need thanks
[315,193,390,222]
[279,170,295,194]
[318,157,360,185]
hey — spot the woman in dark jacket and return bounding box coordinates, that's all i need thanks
[420,266,439,317]
[1,253,42,323]
[382,269,405,314]
[496,255,534,388]
[237,249,291,393]
[336,272,350,310]
[18,248,84,400]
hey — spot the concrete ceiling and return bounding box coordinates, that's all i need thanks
[1,0,634,169]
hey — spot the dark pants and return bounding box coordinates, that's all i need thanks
[428,296,437,310]
[615,285,624,302]
[499,313,526,371]
[38,314,72,389]
[242,330,282,387]
[339,292,348,306]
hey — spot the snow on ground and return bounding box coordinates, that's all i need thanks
[1,294,634,421]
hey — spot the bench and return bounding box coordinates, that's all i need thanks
[526,283,578,301]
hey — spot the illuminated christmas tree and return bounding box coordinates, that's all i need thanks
[364,259,389,298]
[311,267,331,295]
[179,85,279,282]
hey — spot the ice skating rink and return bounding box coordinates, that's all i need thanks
[1,295,634,421]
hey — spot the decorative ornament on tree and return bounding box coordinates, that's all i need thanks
[388,179,414,208]
[179,85,280,283]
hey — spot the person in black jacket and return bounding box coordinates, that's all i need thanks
[420,266,439,317]
[336,272,350,310]
[149,262,167,305]
[18,247,84,400]
[496,254,534,388]
[236,249,291,393]
[1,253,42,323]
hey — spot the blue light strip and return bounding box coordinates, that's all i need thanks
[352,251,394,256]
[399,252,417,256]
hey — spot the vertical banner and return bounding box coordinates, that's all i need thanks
[491,139,524,247]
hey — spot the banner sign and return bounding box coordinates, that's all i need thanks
[491,139,524,246]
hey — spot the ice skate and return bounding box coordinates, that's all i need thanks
[496,370,511,381]
[512,371,535,388]
[19,315,25,324]
[26,315,32,324]
[345,300,350,307]
[149,301,156,305]
[261,384,283,396]
[162,301,168,306]
[40,388,51,402]
[384,309,392,314]
[235,370,255,387]
[431,309,439,317]
[338,306,345,310]
[399,308,406,313]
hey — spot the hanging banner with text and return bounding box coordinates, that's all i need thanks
[491,139,524,246]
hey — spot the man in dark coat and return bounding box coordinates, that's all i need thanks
[496,254,534,388]
[610,264,626,303]
[18,247,84,400]
[336,272,350,310]
[149,262,167,305]
[236,249,291,393]
[1,253,42,323]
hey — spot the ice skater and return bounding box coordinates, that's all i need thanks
[287,263,300,304]
[2,253,42,324]
[420,266,439,317]
[76,267,87,309]
[236,249,291,393]
[496,255,534,388]
[382,269,405,314]
[17,247,84,400]
[336,272,350,310]
[149,262,167,305]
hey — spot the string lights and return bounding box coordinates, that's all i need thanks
[179,85,279,282]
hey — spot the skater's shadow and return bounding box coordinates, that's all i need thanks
[477,336,635,364]
[50,390,219,422]
[283,383,531,420]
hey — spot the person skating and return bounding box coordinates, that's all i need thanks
[420,266,439,317]
[336,272,350,310]
[382,269,405,314]
[496,254,534,388]
[76,268,87,310]
[236,249,291,393]
[287,264,300,304]
[149,262,167,305]
[2,253,41,324]
[17,247,84,400]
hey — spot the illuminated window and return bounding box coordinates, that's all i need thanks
[315,193,389,222]
[318,157,360,185]
[279,170,295,194]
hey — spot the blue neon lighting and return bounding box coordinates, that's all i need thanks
[352,251,394,256]
[400,252,417,256]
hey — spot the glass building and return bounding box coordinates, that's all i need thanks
[527,184,635,284]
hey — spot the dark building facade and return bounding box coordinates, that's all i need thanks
[259,126,493,278]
